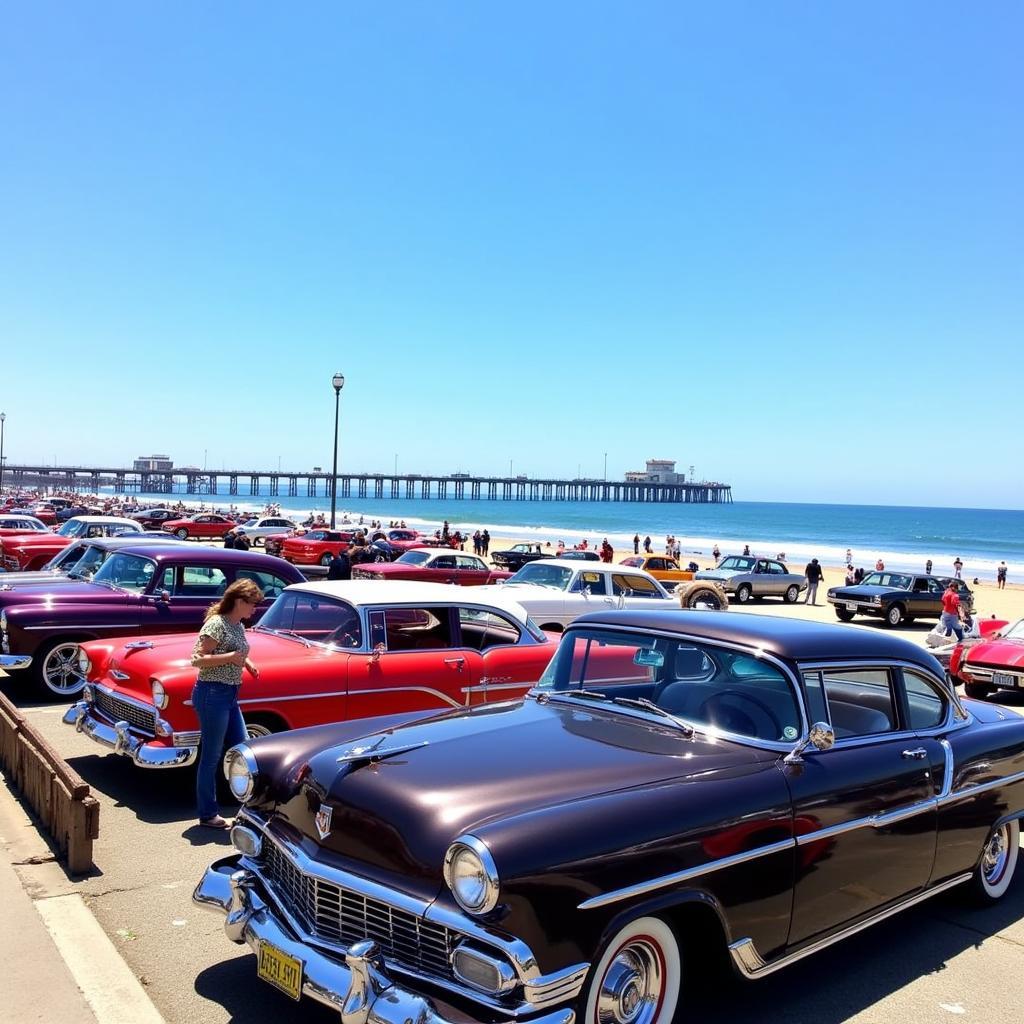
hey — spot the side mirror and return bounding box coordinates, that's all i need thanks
[157,590,171,604]
[783,721,835,764]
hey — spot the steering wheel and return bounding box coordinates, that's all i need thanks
[326,628,358,648]
[697,690,783,740]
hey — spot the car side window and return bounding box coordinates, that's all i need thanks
[458,608,521,650]
[374,607,452,651]
[234,570,292,600]
[903,670,947,730]
[176,566,228,597]
[769,562,786,575]
[611,574,660,596]
[455,556,483,571]
[432,556,457,570]
[819,668,897,738]
[648,558,665,571]
[571,571,606,595]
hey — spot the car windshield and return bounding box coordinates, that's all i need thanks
[537,627,801,743]
[396,550,432,566]
[718,556,754,572]
[66,544,110,578]
[57,520,89,537]
[257,591,362,647]
[507,562,574,589]
[89,553,157,593]
[1000,619,1024,641]
[861,572,912,589]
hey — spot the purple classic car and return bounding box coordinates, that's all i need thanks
[0,544,304,699]
[196,610,1024,1024]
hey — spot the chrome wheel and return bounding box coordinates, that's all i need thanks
[244,721,274,740]
[175,528,189,539]
[736,584,752,604]
[784,584,800,604]
[38,641,86,698]
[584,917,680,1024]
[973,819,1019,901]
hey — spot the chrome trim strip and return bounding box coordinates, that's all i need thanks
[23,624,139,630]
[237,689,347,706]
[461,681,533,694]
[729,872,972,979]
[349,685,461,708]
[577,836,794,910]
[940,767,1024,806]
[940,738,954,798]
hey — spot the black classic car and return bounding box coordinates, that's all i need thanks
[490,543,553,572]
[0,544,304,698]
[827,571,973,627]
[195,610,1024,1024]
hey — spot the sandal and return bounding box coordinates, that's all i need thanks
[199,815,231,830]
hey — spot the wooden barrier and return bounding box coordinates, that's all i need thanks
[0,694,99,874]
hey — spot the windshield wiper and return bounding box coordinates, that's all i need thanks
[259,627,311,647]
[553,689,612,703]
[610,697,695,736]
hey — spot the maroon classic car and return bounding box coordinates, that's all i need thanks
[0,544,304,699]
[197,611,1024,1024]
[352,549,510,586]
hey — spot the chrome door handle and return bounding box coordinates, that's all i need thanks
[901,747,928,760]
[444,657,465,667]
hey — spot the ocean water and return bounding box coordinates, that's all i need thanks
[102,489,1022,581]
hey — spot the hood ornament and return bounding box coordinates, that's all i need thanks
[336,734,429,765]
[315,804,333,840]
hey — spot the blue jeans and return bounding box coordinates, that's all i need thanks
[193,680,247,820]
[940,611,964,643]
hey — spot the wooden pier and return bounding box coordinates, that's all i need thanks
[5,465,733,504]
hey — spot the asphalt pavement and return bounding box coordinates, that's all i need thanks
[1,667,1024,1024]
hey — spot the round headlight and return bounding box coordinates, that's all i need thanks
[150,679,168,709]
[78,649,92,677]
[224,744,259,802]
[443,836,499,915]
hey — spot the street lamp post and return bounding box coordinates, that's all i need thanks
[330,372,345,528]
[604,452,607,481]
[0,412,6,497]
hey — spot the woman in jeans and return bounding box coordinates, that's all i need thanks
[190,578,263,828]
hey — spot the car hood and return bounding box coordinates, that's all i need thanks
[261,697,769,891]
[829,585,894,598]
[965,637,1024,670]
[0,580,130,609]
[694,570,733,582]
[0,570,67,589]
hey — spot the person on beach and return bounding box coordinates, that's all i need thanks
[953,556,963,579]
[712,543,720,563]
[845,548,852,565]
[804,558,824,605]
[940,580,964,642]
[925,559,933,575]
[601,538,613,563]
[743,544,751,556]
[633,534,640,554]
[845,564,857,586]
[327,548,352,580]
[643,535,652,553]
[672,538,681,562]
[557,540,565,555]
[481,530,490,556]
[223,528,236,550]
[875,559,885,572]
[190,579,263,829]
[998,562,1008,589]
[473,529,482,555]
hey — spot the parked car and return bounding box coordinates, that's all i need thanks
[352,549,510,586]
[367,528,425,554]
[694,555,807,604]
[129,507,184,529]
[950,617,1024,698]
[0,534,187,591]
[0,514,50,542]
[195,609,1024,1024]
[620,554,695,590]
[490,542,553,572]
[0,516,143,572]
[280,529,359,567]
[475,558,680,631]
[63,580,558,768]
[28,505,58,526]
[556,549,601,561]
[0,545,304,698]
[234,516,300,546]
[827,572,973,627]
[161,512,238,540]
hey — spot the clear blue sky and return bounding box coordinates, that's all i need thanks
[3,3,1021,506]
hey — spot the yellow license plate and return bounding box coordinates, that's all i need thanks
[257,940,303,1001]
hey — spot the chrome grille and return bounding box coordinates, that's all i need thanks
[262,838,456,981]
[94,689,156,734]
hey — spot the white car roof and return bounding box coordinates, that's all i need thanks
[532,558,656,576]
[283,580,533,624]
[68,516,142,527]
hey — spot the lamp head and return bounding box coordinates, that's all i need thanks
[332,373,345,393]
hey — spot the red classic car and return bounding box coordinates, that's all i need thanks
[63,580,558,767]
[280,529,358,566]
[0,516,143,571]
[161,513,237,540]
[29,505,58,526]
[352,548,510,586]
[950,617,1023,698]
[0,514,50,541]
[129,508,183,530]
[368,528,425,553]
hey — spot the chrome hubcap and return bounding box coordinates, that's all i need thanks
[983,827,1009,886]
[44,644,85,695]
[596,942,663,1024]
[246,723,272,739]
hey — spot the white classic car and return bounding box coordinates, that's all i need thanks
[236,516,300,545]
[477,558,682,631]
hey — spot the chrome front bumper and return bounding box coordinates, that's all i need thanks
[194,859,576,1024]
[0,654,31,670]
[62,702,198,768]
